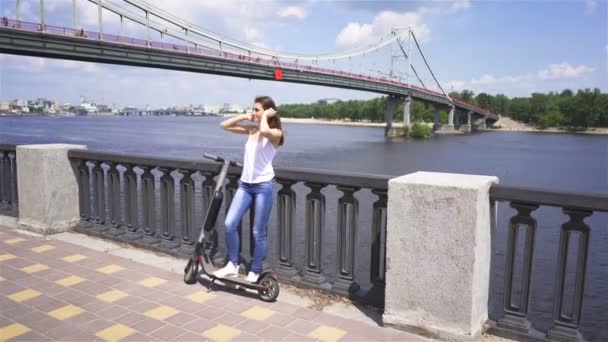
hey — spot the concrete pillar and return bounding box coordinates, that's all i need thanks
[479,115,488,130]
[447,105,455,127]
[403,95,412,127]
[16,144,86,234]
[433,105,441,131]
[385,96,397,136]
[459,110,472,134]
[384,171,498,341]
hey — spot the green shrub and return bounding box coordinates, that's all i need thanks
[401,125,410,137]
[410,121,433,139]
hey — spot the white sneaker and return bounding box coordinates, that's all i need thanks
[246,271,259,283]
[213,262,238,279]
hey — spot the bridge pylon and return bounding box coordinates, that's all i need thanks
[403,95,412,127]
[385,95,401,137]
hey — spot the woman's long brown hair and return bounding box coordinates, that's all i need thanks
[255,96,284,146]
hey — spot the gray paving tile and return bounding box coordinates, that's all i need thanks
[257,325,293,341]
[149,324,188,341]
[182,317,217,334]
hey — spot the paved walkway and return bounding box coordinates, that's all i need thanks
[0,227,428,342]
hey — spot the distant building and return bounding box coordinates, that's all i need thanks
[0,101,9,112]
[203,105,221,114]
[11,99,26,107]
[228,104,244,113]
[220,103,244,113]
[75,97,98,115]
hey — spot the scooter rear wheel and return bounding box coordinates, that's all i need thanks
[257,275,280,302]
[184,259,198,285]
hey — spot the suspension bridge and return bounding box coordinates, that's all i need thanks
[0,0,498,135]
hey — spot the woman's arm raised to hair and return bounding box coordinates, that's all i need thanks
[220,114,252,134]
[259,111,282,142]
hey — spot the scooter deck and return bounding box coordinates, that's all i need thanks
[200,258,256,284]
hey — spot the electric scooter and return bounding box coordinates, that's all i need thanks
[183,153,280,302]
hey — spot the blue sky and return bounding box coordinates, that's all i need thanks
[0,0,606,108]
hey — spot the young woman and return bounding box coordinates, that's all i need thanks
[214,96,284,282]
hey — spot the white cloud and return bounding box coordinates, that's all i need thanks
[278,6,308,19]
[336,22,374,47]
[585,0,598,14]
[336,11,430,47]
[538,63,594,80]
[334,0,470,48]
[446,62,595,95]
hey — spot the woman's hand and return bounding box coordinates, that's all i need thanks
[244,112,257,121]
[263,108,276,118]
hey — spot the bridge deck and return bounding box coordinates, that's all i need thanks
[0,19,497,122]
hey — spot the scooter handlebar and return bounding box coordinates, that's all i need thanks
[203,153,243,168]
[203,153,221,162]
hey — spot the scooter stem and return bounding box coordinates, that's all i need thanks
[214,160,231,193]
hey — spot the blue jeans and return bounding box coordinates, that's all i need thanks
[224,180,274,273]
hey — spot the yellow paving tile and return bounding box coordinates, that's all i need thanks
[185,290,216,304]
[20,264,49,274]
[4,237,25,244]
[144,305,179,320]
[95,323,136,342]
[202,324,241,342]
[0,323,31,341]
[97,290,128,303]
[62,254,87,263]
[55,275,85,287]
[0,254,16,261]
[48,304,84,320]
[138,277,167,288]
[96,265,124,274]
[240,306,275,321]
[8,289,41,302]
[309,325,347,342]
[31,244,55,253]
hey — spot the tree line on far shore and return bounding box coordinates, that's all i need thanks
[277,88,607,129]
[449,88,607,128]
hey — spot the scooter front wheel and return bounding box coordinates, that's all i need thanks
[257,275,280,302]
[184,259,198,285]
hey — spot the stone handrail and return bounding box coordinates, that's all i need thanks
[68,149,390,306]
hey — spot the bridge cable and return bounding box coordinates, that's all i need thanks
[106,0,409,61]
[394,36,426,89]
[410,30,452,105]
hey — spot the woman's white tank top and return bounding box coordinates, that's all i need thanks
[240,131,277,183]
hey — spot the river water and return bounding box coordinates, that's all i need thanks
[1,115,606,339]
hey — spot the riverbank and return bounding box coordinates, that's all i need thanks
[490,116,608,135]
[280,117,395,127]
[281,116,608,135]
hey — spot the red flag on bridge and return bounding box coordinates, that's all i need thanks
[274,68,283,80]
